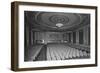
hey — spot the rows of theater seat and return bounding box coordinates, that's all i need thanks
[47,44,90,60]
[26,44,44,61]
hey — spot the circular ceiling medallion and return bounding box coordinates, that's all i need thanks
[49,15,69,24]
[35,12,83,30]
[25,11,89,31]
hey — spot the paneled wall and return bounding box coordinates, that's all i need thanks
[67,24,90,46]
[25,24,90,49]
[34,32,67,44]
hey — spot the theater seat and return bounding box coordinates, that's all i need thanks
[46,43,90,61]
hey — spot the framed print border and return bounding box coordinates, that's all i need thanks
[11,1,98,71]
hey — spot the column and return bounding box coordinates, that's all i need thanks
[83,26,88,45]
[71,32,73,44]
[29,29,32,47]
[31,30,33,45]
[68,33,71,43]
[25,26,29,48]
[34,32,37,43]
[66,33,69,42]
[32,31,35,44]
[76,30,79,45]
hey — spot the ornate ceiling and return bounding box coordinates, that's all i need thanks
[25,11,90,31]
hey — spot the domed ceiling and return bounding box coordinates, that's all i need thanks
[25,11,90,31]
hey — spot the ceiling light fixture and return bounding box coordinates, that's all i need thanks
[56,23,63,27]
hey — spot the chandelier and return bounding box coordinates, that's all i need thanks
[56,23,63,27]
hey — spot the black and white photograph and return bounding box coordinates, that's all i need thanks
[11,1,97,71]
[24,11,90,62]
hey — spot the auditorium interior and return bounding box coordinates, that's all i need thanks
[24,11,90,61]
